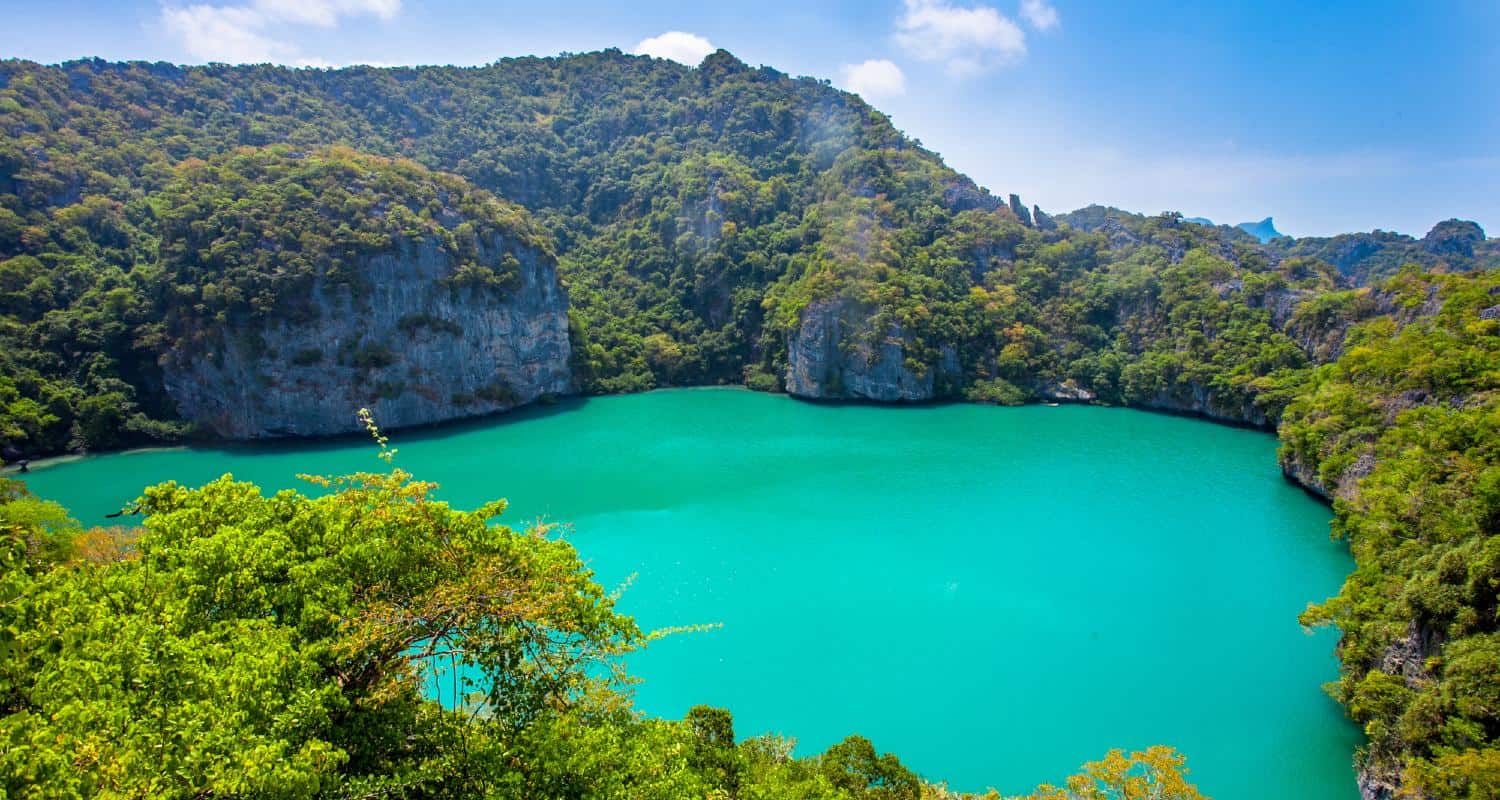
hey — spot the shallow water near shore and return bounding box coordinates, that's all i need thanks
[19,388,1360,798]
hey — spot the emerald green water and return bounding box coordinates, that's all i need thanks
[18,388,1359,798]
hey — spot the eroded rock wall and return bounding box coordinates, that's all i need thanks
[784,299,958,402]
[163,237,570,438]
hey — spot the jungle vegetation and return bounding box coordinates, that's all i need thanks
[1,50,1497,796]
[0,437,1207,799]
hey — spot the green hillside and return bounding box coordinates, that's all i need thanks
[1,51,1498,797]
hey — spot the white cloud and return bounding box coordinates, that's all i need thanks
[632,31,716,66]
[1020,0,1059,31]
[840,59,907,100]
[159,0,399,64]
[250,0,398,27]
[894,0,1026,77]
[163,4,281,62]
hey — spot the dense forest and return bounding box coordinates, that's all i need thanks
[2,51,1495,456]
[1282,270,1500,797]
[1,50,1498,797]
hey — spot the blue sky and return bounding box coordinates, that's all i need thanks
[2,0,1497,237]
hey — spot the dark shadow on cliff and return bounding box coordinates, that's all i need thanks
[184,395,594,459]
[779,391,963,411]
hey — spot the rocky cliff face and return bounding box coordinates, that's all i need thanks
[1273,282,1455,501]
[1007,194,1033,227]
[784,299,957,402]
[1137,386,1271,428]
[1421,219,1485,259]
[1279,447,1376,501]
[162,237,570,438]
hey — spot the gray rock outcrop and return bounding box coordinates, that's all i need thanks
[1037,380,1094,402]
[1138,385,1270,428]
[1032,204,1057,231]
[1421,219,1484,258]
[162,236,570,438]
[784,299,957,402]
[1008,194,1033,227]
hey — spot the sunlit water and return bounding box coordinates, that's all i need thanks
[18,388,1360,798]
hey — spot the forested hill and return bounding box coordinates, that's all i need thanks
[1,50,1495,458]
[2,51,1500,799]
[0,49,997,452]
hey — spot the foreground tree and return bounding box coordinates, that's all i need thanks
[1020,747,1207,800]
[0,428,1210,798]
[0,448,649,797]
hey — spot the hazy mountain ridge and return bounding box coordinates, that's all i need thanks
[1266,218,1497,284]
[1236,217,1284,242]
[1102,209,1496,279]
[1182,215,1284,242]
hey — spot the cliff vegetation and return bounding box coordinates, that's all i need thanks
[1,51,1498,797]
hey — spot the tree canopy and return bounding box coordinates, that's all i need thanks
[1,50,1498,796]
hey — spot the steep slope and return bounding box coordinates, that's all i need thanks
[1280,271,1500,799]
[2,53,1494,455]
[154,148,570,437]
[0,51,1007,452]
[2,49,1500,799]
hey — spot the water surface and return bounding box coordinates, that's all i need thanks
[19,388,1360,798]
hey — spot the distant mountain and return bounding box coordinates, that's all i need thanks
[1066,208,1498,286]
[1180,215,1284,242]
[1236,217,1284,242]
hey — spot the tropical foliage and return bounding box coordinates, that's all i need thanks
[2,50,1499,796]
[1285,269,1500,796]
[0,453,1204,798]
[6,52,1488,458]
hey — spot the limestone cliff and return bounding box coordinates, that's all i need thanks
[784,299,958,402]
[162,237,570,438]
[1136,386,1271,428]
[1273,282,1452,498]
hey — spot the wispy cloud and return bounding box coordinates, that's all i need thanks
[1020,0,1059,31]
[159,0,399,64]
[894,0,1026,77]
[840,59,907,100]
[632,31,716,65]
